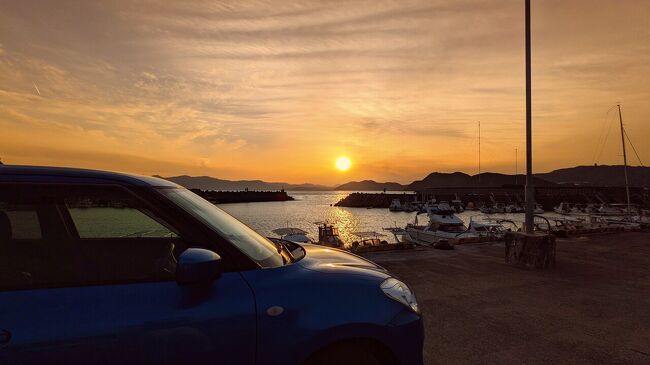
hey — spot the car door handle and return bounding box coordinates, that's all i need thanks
[0,330,11,344]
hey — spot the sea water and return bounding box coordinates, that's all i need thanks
[218,191,540,245]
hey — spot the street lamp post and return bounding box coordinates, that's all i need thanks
[524,0,535,233]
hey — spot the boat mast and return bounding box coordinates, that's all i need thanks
[617,104,632,217]
[478,121,481,184]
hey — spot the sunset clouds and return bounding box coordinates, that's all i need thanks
[1,0,648,184]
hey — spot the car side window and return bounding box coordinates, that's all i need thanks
[0,204,42,240]
[0,184,187,291]
[66,197,178,238]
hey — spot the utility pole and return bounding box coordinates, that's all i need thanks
[524,0,535,233]
[617,104,632,218]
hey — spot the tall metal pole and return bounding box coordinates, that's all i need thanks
[617,104,632,218]
[524,0,535,233]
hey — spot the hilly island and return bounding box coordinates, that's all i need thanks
[162,165,650,191]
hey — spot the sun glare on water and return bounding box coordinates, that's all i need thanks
[335,156,352,171]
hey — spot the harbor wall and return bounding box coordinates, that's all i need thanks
[334,192,417,208]
[335,186,650,209]
[192,189,294,204]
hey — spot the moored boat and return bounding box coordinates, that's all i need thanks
[466,216,509,239]
[272,227,313,243]
[316,222,345,248]
[388,199,403,212]
[405,202,478,245]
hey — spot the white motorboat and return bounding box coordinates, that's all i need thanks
[554,202,576,214]
[601,217,641,230]
[406,203,478,244]
[465,216,509,239]
[555,202,591,214]
[480,202,506,214]
[597,203,626,216]
[504,203,521,213]
[388,199,403,212]
[402,201,416,212]
[272,227,312,243]
[450,199,465,213]
[418,199,438,213]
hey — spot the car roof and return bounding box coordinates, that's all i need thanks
[0,165,178,187]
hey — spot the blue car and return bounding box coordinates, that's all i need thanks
[0,165,423,365]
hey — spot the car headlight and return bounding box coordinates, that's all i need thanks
[380,278,420,314]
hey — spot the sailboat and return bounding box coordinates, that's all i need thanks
[617,104,633,218]
[607,104,643,228]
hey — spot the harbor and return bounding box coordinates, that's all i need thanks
[219,191,649,251]
[3,0,650,363]
[334,186,650,211]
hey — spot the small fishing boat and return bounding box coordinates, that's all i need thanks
[350,231,387,252]
[316,222,345,248]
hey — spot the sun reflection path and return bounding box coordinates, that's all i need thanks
[327,207,360,248]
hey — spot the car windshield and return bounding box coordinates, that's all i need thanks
[159,187,284,268]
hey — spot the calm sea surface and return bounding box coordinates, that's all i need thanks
[217,191,542,245]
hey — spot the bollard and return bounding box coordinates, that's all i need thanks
[504,232,556,269]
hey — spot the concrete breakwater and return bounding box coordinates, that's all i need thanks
[192,189,294,204]
[335,186,650,209]
[334,192,417,208]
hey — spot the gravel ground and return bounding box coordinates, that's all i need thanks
[363,232,650,365]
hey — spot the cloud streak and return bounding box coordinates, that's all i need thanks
[0,0,649,184]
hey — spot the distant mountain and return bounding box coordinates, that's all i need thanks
[408,172,554,190]
[536,165,650,187]
[334,180,406,191]
[158,164,649,193]
[159,175,331,191]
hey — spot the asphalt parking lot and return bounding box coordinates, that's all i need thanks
[363,232,650,364]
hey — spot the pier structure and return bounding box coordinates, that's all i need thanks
[335,186,650,209]
[334,192,417,208]
[192,189,294,204]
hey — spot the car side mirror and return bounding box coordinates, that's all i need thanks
[176,248,222,286]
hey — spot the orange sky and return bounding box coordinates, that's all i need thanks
[1,0,648,184]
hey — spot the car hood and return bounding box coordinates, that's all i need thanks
[296,244,390,279]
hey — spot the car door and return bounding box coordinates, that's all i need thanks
[0,183,257,365]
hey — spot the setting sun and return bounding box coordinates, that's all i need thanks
[335,156,352,171]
